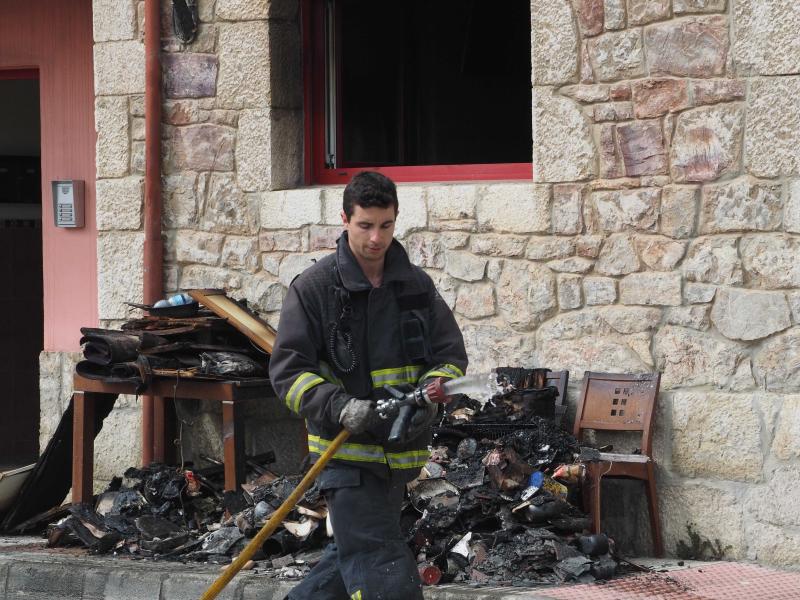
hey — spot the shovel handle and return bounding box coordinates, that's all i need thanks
[199,428,351,600]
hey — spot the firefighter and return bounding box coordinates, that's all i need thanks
[269,171,468,600]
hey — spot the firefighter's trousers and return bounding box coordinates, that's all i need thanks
[286,465,423,600]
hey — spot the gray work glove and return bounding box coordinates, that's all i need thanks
[338,398,376,434]
[405,402,440,441]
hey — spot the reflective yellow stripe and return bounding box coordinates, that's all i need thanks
[350,591,362,600]
[419,363,463,383]
[308,435,387,464]
[386,449,429,470]
[319,361,343,387]
[286,372,325,413]
[370,365,422,388]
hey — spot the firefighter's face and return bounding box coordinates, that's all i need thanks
[342,204,397,264]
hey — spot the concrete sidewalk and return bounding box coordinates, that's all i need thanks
[1,537,798,600]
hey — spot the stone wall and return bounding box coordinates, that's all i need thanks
[81,0,800,563]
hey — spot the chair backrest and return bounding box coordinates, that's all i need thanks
[572,371,660,456]
[545,370,569,407]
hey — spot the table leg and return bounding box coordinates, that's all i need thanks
[72,392,95,504]
[222,400,245,491]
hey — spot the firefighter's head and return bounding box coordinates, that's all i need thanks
[341,172,398,266]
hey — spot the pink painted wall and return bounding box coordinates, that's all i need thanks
[0,0,98,351]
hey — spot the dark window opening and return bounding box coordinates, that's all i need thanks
[306,0,533,183]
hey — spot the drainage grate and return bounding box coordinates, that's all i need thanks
[539,562,800,600]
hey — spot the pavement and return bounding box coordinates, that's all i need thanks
[1,536,799,599]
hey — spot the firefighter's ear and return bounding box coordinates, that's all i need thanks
[341,210,349,225]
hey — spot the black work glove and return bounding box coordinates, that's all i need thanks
[405,402,440,441]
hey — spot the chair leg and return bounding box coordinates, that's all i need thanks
[583,463,603,535]
[644,462,664,557]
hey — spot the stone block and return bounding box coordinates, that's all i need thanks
[175,230,224,265]
[104,570,165,600]
[654,325,743,388]
[308,225,341,250]
[583,276,617,305]
[741,234,800,289]
[683,236,741,285]
[261,188,321,229]
[745,465,800,529]
[700,178,783,234]
[711,288,791,341]
[587,30,645,81]
[266,108,304,190]
[455,282,496,319]
[665,305,710,330]
[753,328,800,392]
[789,291,800,324]
[221,236,260,272]
[552,184,585,235]
[201,174,260,235]
[180,265,242,289]
[645,16,728,77]
[96,177,143,231]
[787,180,800,234]
[163,174,200,228]
[497,261,557,330]
[94,405,141,483]
[635,235,687,271]
[94,0,137,41]
[671,390,762,481]
[631,78,690,119]
[745,77,800,177]
[588,188,660,233]
[573,0,604,36]
[525,237,574,262]
[596,233,639,275]
[659,185,697,239]
[98,232,144,320]
[216,0,269,19]
[685,282,716,304]
[531,0,578,85]
[537,335,650,380]
[627,0,670,25]
[600,306,662,334]
[691,79,746,105]
[671,105,744,183]
[445,251,487,282]
[745,522,800,567]
[533,88,596,182]
[660,483,745,560]
[162,574,239,600]
[426,184,479,221]
[619,272,681,306]
[236,109,270,192]
[261,253,281,276]
[163,53,218,98]
[242,273,284,314]
[461,324,536,373]
[604,0,626,29]
[405,233,445,269]
[94,41,146,95]
[477,184,551,233]
[674,0,727,13]
[733,0,800,76]
[6,563,86,598]
[560,84,610,103]
[771,395,800,460]
[395,186,427,238]
[576,235,603,258]
[470,234,527,257]
[95,96,130,178]
[278,251,329,287]
[546,256,594,273]
[217,21,270,109]
[598,123,624,179]
[617,120,668,176]
[592,101,633,121]
[169,124,235,172]
[553,273,580,311]
[427,271,457,308]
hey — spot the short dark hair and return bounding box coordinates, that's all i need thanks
[342,171,398,219]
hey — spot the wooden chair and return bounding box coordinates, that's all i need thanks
[573,371,664,557]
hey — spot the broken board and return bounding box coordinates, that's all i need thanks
[188,289,277,354]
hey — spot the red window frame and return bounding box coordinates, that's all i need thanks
[301,0,533,186]
[0,68,39,80]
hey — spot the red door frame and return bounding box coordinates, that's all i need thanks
[302,0,533,185]
[0,68,39,80]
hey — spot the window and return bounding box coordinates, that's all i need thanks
[303,0,533,184]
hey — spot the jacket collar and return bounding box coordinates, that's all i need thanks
[335,232,415,292]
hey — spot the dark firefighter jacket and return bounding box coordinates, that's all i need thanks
[269,232,468,480]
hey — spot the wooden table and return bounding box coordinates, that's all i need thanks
[71,373,275,503]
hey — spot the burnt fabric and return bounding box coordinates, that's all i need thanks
[287,466,423,600]
[79,328,141,365]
